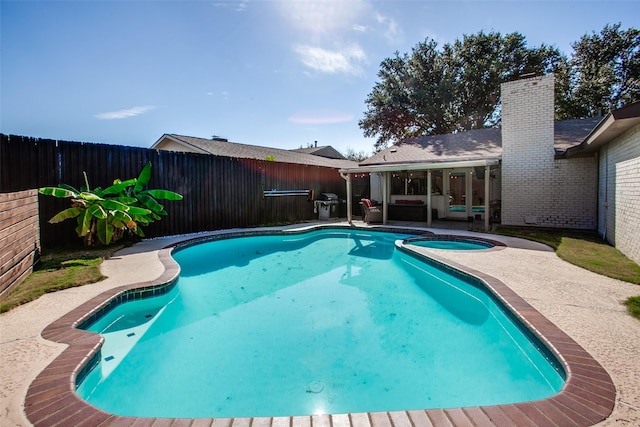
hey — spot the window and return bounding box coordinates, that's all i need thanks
[391,171,426,195]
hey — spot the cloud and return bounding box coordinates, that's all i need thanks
[375,12,401,43]
[213,1,249,12]
[235,1,248,12]
[289,109,354,125]
[279,0,369,37]
[294,44,366,75]
[352,24,367,33]
[277,1,399,45]
[94,105,156,120]
[206,91,230,100]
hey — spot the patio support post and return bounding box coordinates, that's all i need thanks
[484,165,490,231]
[427,170,432,227]
[382,171,388,224]
[346,173,352,223]
[466,169,473,218]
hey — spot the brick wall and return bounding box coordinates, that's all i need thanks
[542,157,597,229]
[500,74,597,229]
[0,189,40,299]
[501,75,555,226]
[599,124,640,264]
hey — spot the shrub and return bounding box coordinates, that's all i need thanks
[39,162,182,246]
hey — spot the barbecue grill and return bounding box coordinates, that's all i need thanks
[314,192,340,220]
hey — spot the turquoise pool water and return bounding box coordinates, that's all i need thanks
[404,238,493,250]
[77,229,564,418]
[449,205,485,212]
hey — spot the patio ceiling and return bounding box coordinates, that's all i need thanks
[339,158,500,175]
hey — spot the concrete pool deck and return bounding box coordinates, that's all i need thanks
[1,222,639,426]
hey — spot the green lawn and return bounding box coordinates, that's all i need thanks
[0,244,126,313]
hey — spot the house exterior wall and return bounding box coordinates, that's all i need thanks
[500,74,597,229]
[543,157,597,229]
[156,139,203,154]
[599,124,640,264]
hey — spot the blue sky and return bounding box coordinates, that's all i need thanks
[1,1,638,156]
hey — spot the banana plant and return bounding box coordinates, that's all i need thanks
[39,162,183,246]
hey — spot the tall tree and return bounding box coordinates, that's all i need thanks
[360,31,563,151]
[342,148,369,162]
[560,23,640,118]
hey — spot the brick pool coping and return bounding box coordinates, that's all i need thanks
[25,227,615,427]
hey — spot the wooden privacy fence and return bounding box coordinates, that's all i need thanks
[0,190,40,299]
[1,134,356,249]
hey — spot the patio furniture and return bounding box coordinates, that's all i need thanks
[389,200,427,221]
[360,199,382,223]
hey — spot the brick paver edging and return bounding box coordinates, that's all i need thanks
[25,227,615,426]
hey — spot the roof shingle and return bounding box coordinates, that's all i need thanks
[154,134,358,169]
[361,117,602,166]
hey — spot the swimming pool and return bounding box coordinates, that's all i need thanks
[76,228,563,418]
[403,235,499,250]
[27,225,616,426]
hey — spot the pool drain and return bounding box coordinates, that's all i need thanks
[307,381,324,393]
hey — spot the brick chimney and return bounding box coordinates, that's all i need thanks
[500,74,555,226]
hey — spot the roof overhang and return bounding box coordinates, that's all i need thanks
[151,134,210,155]
[565,101,640,157]
[340,158,500,174]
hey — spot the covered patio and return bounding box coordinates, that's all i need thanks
[340,159,501,231]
